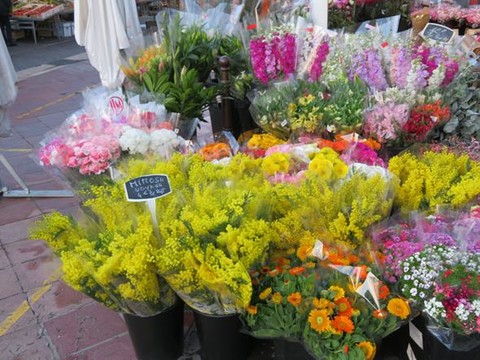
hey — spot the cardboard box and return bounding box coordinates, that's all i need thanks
[54,22,74,38]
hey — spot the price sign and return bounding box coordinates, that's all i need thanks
[420,23,455,44]
[124,175,171,202]
[124,175,172,243]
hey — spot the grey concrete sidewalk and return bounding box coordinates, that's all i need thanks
[7,36,87,82]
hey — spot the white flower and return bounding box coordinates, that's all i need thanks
[454,303,470,322]
[419,292,425,298]
[119,126,150,154]
[410,288,417,296]
[347,163,394,181]
[404,275,411,281]
[149,129,184,158]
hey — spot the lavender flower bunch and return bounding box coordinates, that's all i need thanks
[349,48,388,92]
[362,102,409,144]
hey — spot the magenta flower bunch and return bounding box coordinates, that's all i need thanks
[412,45,460,88]
[309,40,330,82]
[340,142,385,167]
[372,214,458,284]
[250,29,297,84]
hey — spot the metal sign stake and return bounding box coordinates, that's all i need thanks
[0,154,74,198]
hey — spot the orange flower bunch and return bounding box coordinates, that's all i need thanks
[198,142,232,161]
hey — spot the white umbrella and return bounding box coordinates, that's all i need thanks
[74,0,144,89]
[0,31,17,107]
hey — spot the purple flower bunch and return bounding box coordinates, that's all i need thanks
[363,102,409,144]
[309,41,330,82]
[349,48,388,91]
[250,37,269,84]
[390,46,411,89]
[372,214,472,284]
[250,31,297,84]
[412,45,460,88]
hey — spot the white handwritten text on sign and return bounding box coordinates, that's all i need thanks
[124,175,172,202]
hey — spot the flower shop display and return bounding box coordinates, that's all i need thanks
[400,245,480,352]
[371,207,480,356]
[37,87,192,184]
[388,150,480,213]
[121,14,218,126]
[442,67,480,139]
[354,0,411,24]
[30,185,184,359]
[244,240,413,360]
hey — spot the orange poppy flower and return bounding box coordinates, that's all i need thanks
[246,305,257,315]
[331,315,355,334]
[287,292,302,307]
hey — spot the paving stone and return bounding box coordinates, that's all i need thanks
[44,302,128,358]
[0,201,41,227]
[0,293,37,335]
[0,247,11,269]
[65,333,135,360]
[13,254,61,292]
[28,281,94,322]
[5,239,51,265]
[0,267,23,300]
[0,215,43,244]
[0,324,57,360]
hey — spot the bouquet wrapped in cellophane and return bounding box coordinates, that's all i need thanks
[244,239,413,360]
[388,149,480,213]
[371,208,480,351]
[30,182,177,316]
[37,86,187,181]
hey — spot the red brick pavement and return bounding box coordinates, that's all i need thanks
[0,59,140,360]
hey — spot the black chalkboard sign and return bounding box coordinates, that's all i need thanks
[124,175,172,201]
[421,23,455,43]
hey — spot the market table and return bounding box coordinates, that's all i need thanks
[11,3,65,45]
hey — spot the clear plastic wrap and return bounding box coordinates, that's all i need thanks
[247,80,301,140]
[371,208,480,351]
[30,187,177,317]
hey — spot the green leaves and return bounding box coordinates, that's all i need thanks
[163,67,217,120]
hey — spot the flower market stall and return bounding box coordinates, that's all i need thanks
[29,0,480,359]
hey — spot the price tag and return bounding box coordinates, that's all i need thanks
[124,175,171,201]
[409,321,424,350]
[124,175,172,243]
[420,23,455,44]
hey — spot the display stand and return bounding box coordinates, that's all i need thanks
[0,154,73,198]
